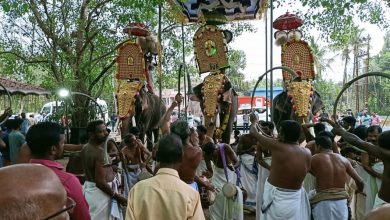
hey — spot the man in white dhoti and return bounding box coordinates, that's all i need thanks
[80,120,127,220]
[254,121,274,219]
[250,118,312,220]
[121,134,152,198]
[310,136,364,220]
[203,142,243,220]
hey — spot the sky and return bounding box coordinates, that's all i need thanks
[230,7,387,83]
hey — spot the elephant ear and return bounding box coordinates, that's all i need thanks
[273,91,289,114]
[192,83,204,101]
[312,91,324,115]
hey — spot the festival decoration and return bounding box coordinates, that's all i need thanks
[273,12,303,31]
[202,72,226,117]
[193,25,229,74]
[169,0,268,23]
[116,41,146,80]
[281,39,315,81]
[123,22,150,37]
[286,81,314,118]
[274,12,317,120]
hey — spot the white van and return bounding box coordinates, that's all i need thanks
[40,98,109,122]
[236,106,271,129]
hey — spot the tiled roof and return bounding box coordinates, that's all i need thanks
[0,77,50,95]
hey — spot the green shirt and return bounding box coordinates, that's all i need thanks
[9,130,25,164]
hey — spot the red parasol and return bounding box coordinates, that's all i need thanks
[273,12,303,31]
[123,23,150,37]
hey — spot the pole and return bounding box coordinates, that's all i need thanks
[269,0,274,122]
[265,9,269,121]
[181,23,187,120]
[365,36,370,109]
[158,4,163,102]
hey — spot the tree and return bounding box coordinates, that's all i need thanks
[1,0,168,126]
[275,0,389,47]
[369,32,390,115]
[0,1,255,125]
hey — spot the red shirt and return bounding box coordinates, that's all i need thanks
[30,159,91,220]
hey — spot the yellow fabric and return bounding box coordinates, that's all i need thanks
[310,188,349,205]
[126,168,205,220]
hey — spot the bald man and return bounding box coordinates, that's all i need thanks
[0,164,69,220]
[363,204,390,220]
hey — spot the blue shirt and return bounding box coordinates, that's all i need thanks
[21,119,29,135]
[8,130,25,164]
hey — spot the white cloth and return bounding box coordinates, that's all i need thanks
[209,166,243,220]
[260,179,311,220]
[111,175,124,220]
[239,154,257,209]
[353,162,377,218]
[303,173,316,193]
[372,162,386,209]
[124,164,141,198]
[83,181,114,220]
[196,159,208,177]
[312,199,348,220]
[256,157,271,220]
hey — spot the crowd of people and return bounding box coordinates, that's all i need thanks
[0,98,390,220]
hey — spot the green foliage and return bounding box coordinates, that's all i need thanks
[368,31,390,115]
[275,0,389,47]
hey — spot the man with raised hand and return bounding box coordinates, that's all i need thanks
[250,117,311,219]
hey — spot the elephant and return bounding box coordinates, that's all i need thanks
[120,87,166,150]
[272,89,324,131]
[192,78,238,144]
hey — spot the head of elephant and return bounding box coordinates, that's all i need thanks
[273,90,324,132]
[192,78,237,143]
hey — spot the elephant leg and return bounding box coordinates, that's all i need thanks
[120,117,130,137]
[222,95,238,144]
[146,129,154,151]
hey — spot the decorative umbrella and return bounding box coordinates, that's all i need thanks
[168,0,268,23]
[123,23,150,37]
[273,12,303,31]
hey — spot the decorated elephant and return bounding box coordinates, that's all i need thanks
[116,23,165,148]
[120,88,166,149]
[272,87,324,131]
[192,73,238,144]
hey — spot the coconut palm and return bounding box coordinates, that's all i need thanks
[308,36,336,79]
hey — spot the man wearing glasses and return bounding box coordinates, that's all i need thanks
[0,164,73,220]
[27,122,91,220]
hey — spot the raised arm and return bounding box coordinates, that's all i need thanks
[159,93,182,135]
[302,123,315,142]
[250,124,278,151]
[256,143,270,170]
[333,127,382,159]
[361,152,383,179]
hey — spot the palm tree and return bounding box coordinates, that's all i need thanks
[308,36,335,79]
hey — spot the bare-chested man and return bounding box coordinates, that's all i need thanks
[254,120,275,220]
[203,141,241,219]
[197,125,214,147]
[80,120,127,219]
[250,118,312,219]
[332,123,390,204]
[310,136,364,220]
[121,133,152,197]
[159,94,213,192]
